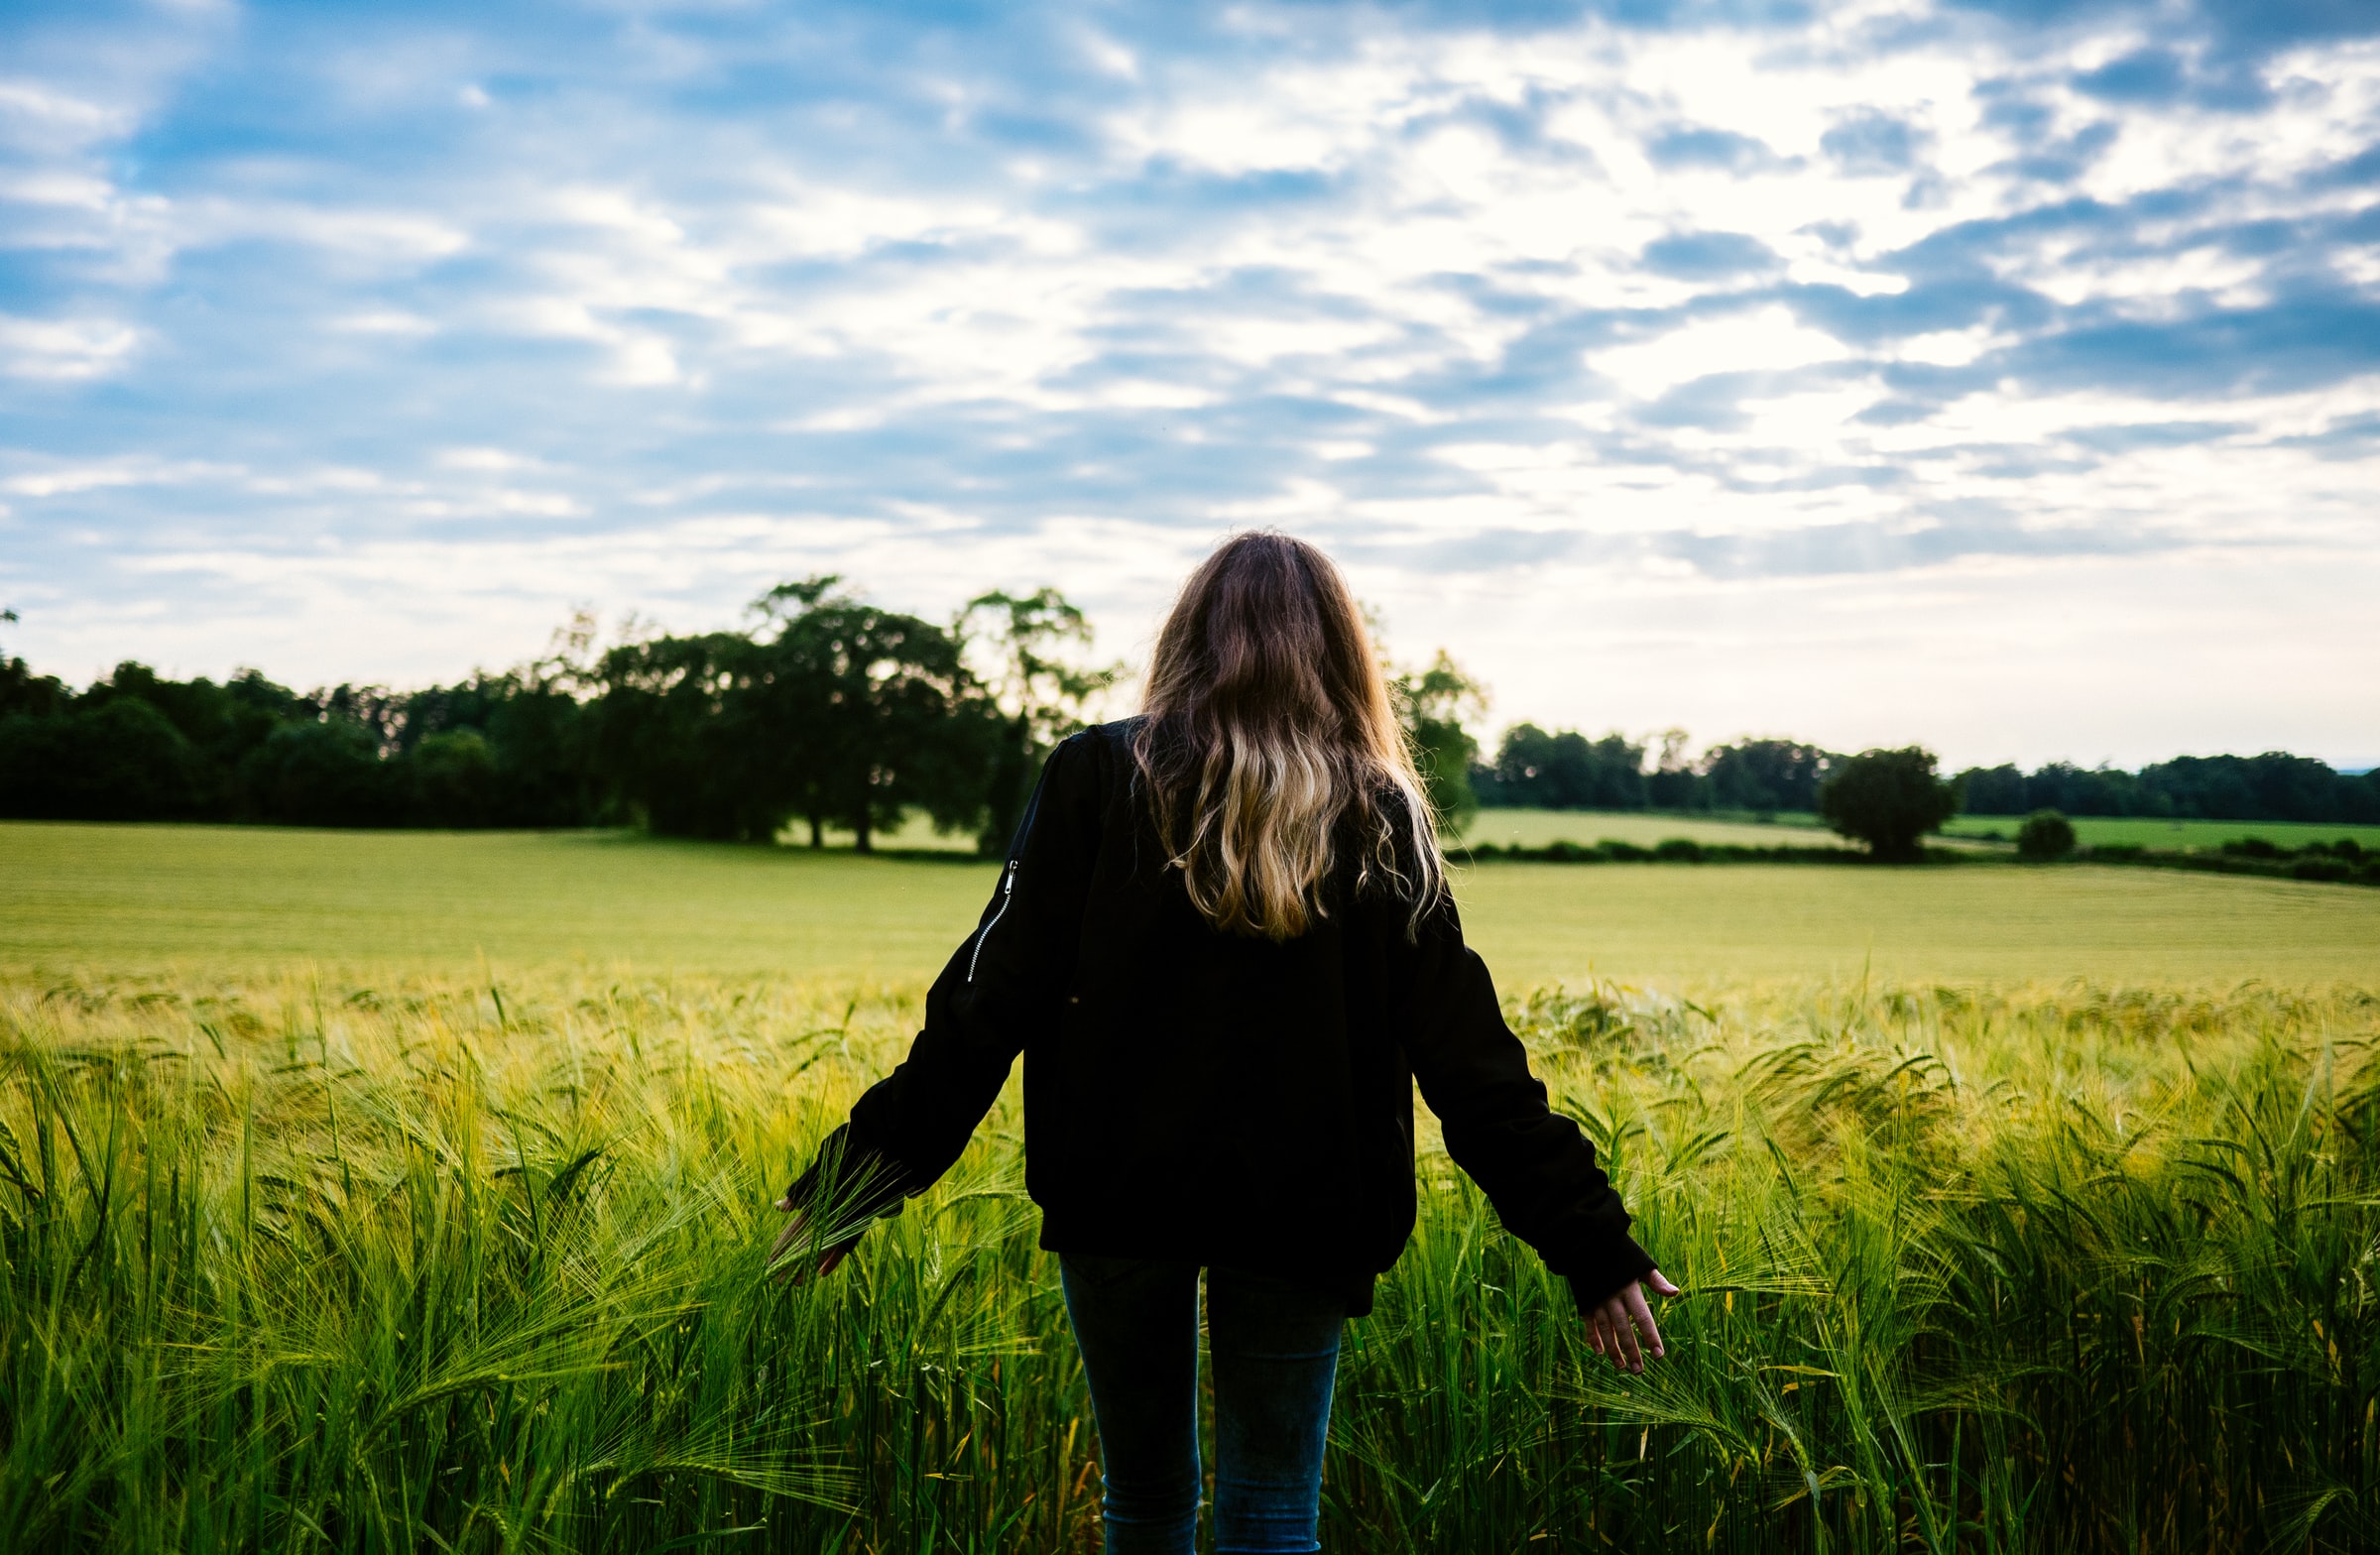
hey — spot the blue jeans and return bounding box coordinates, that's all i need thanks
[1059,1255,1346,1555]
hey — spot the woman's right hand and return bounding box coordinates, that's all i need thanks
[1584,1268,1680,1374]
[768,1199,856,1283]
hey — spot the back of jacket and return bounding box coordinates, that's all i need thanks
[800,718,1652,1315]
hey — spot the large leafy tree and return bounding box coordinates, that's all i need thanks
[1819,746,1960,862]
[755,577,999,852]
[958,587,1125,856]
[591,630,774,840]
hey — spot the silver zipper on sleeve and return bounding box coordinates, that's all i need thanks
[967,861,1017,983]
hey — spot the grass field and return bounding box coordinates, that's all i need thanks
[7,822,2380,987]
[1468,806,2380,855]
[1940,813,2380,850]
[5,821,2379,1553]
[1459,808,1831,850]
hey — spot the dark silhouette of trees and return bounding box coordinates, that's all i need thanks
[1701,738,1838,814]
[11,591,2378,842]
[1819,747,1961,862]
[1955,752,2380,824]
[586,577,1057,849]
[0,696,203,820]
[241,718,397,827]
[1475,725,1647,809]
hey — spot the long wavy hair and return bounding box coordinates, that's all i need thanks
[1130,532,1445,941]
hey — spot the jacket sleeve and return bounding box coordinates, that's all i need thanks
[781,733,1103,1235]
[1395,889,1655,1311]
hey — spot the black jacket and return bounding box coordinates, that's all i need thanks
[784,719,1654,1315]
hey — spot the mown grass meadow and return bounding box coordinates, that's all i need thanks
[9,822,2380,987]
[3,967,2377,1553]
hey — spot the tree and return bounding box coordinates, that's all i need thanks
[240,718,401,827]
[590,630,776,840]
[1390,651,1486,833]
[1476,725,1646,809]
[958,587,1125,855]
[1818,746,1960,862]
[0,697,204,820]
[1956,763,2028,816]
[1645,727,1698,809]
[1704,738,1839,814]
[756,578,995,853]
[0,610,67,723]
[410,729,500,828]
[2016,808,2077,861]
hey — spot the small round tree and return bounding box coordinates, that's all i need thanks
[2015,808,2077,861]
[1818,746,1959,862]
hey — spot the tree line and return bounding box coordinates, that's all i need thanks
[0,584,1122,854]
[1469,723,2380,826]
[6,591,2374,844]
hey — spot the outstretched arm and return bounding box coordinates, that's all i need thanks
[1396,891,1662,1321]
[770,734,1104,1277]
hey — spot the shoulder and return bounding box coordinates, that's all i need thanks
[1062,718,1142,774]
[1042,718,1139,792]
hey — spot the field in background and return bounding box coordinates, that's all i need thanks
[8,822,2380,987]
[1470,806,2380,854]
[1939,813,2380,850]
[1460,808,1829,850]
[5,968,2372,1553]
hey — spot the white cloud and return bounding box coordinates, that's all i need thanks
[3,0,2377,763]
[0,314,140,379]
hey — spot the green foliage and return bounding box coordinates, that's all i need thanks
[239,718,399,827]
[1389,651,1486,832]
[1477,724,1648,809]
[2014,808,2077,861]
[1820,747,1961,862]
[3,972,2375,1553]
[0,697,205,820]
[957,588,1126,856]
[410,729,500,827]
[1958,752,2380,824]
[0,581,1110,842]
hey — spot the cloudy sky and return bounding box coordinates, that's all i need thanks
[5,0,2377,770]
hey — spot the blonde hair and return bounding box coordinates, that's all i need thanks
[1130,532,1445,941]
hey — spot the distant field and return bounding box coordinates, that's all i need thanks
[6,821,2375,989]
[1458,807,1830,850]
[1942,814,2380,850]
[1467,806,2380,857]
[0,823,993,984]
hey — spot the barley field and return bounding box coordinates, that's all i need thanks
[3,824,2377,1552]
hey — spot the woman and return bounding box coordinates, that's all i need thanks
[773,532,1676,1555]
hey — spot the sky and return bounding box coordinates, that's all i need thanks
[3,0,2377,772]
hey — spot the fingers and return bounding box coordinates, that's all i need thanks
[1607,1296,1645,1372]
[1584,1275,1678,1374]
[1621,1283,1665,1362]
[768,1213,810,1265]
